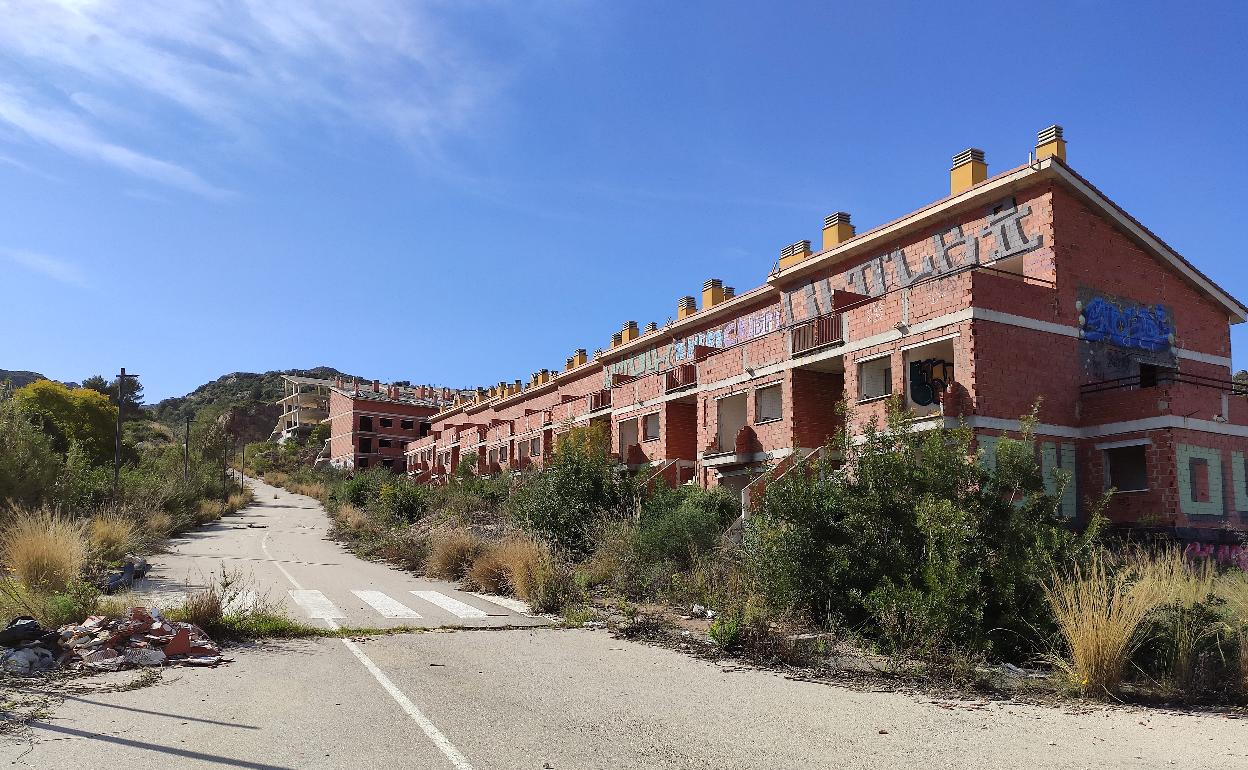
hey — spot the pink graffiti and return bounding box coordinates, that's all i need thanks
[1184,542,1248,572]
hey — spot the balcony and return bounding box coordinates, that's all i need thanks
[1080,371,1246,396]
[664,363,697,393]
[588,390,612,413]
[790,313,842,356]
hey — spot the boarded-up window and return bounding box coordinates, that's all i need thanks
[755,385,782,423]
[643,413,660,441]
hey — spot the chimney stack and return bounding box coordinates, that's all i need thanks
[565,356,574,371]
[372,379,380,393]
[677,296,697,320]
[611,331,623,348]
[573,349,588,367]
[621,320,639,343]
[702,279,725,310]
[1036,124,1066,162]
[643,321,657,333]
[950,148,987,195]
[822,212,854,251]
[778,240,813,271]
[723,287,735,300]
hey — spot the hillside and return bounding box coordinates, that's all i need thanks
[0,369,79,390]
[152,366,363,440]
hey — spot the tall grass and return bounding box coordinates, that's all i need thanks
[1045,551,1171,694]
[1216,572,1248,691]
[426,528,483,580]
[1,508,88,592]
[88,513,138,563]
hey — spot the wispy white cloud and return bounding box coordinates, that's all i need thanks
[3,248,88,288]
[0,0,546,196]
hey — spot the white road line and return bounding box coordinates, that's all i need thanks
[469,593,531,616]
[352,590,423,619]
[288,589,345,619]
[260,532,303,589]
[261,513,474,769]
[412,591,489,619]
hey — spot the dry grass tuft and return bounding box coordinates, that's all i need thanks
[1,509,88,593]
[426,528,484,581]
[225,490,252,513]
[1045,550,1173,695]
[197,499,224,524]
[465,547,508,593]
[88,513,138,563]
[493,536,546,599]
[334,504,371,534]
[145,510,174,538]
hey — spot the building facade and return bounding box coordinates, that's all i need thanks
[405,126,1248,542]
[326,381,467,472]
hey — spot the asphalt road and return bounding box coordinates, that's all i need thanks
[3,478,1245,768]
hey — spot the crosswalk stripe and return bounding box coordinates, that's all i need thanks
[469,593,531,616]
[412,590,489,619]
[352,590,423,619]
[289,589,345,619]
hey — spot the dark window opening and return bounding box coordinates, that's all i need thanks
[382,458,394,468]
[358,457,369,469]
[359,437,372,454]
[379,438,392,448]
[380,417,393,428]
[1106,445,1148,492]
[359,415,373,432]
[401,419,414,430]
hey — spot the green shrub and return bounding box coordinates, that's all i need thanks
[510,424,626,554]
[638,485,737,571]
[708,612,743,651]
[749,402,1100,661]
[379,479,428,523]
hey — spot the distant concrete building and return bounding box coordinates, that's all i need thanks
[271,375,334,443]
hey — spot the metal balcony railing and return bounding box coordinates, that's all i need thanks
[664,363,697,393]
[790,313,842,356]
[1080,371,1248,396]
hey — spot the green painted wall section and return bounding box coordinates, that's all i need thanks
[1176,443,1224,517]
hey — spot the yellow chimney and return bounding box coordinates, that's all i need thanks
[572,349,588,367]
[702,279,724,309]
[821,212,854,251]
[564,356,574,371]
[677,296,697,320]
[1036,124,1066,162]
[621,320,639,343]
[777,240,813,271]
[611,332,623,348]
[950,148,987,195]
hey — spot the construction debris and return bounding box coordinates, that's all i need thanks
[0,608,226,676]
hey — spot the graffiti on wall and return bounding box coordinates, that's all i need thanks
[907,359,954,407]
[1079,295,1174,352]
[1185,542,1248,572]
[783,197,1042,323]
[602,307,782,387]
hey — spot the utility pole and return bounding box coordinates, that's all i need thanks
[183,414,191,483]
[113,367,140,498]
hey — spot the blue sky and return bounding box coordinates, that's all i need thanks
[1,1,1246,402]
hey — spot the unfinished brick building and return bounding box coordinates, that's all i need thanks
[406,126,1248,543]
[326,380,468,472]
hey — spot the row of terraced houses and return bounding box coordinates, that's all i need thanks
[291,126,1248,545]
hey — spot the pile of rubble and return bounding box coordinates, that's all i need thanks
[0,608,225,675]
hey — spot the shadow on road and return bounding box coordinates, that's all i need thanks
[26,722,296,770]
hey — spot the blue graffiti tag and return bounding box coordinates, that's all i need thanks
[1081,296,1172,352]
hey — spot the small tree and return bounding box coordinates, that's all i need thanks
[510,423,625,554]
